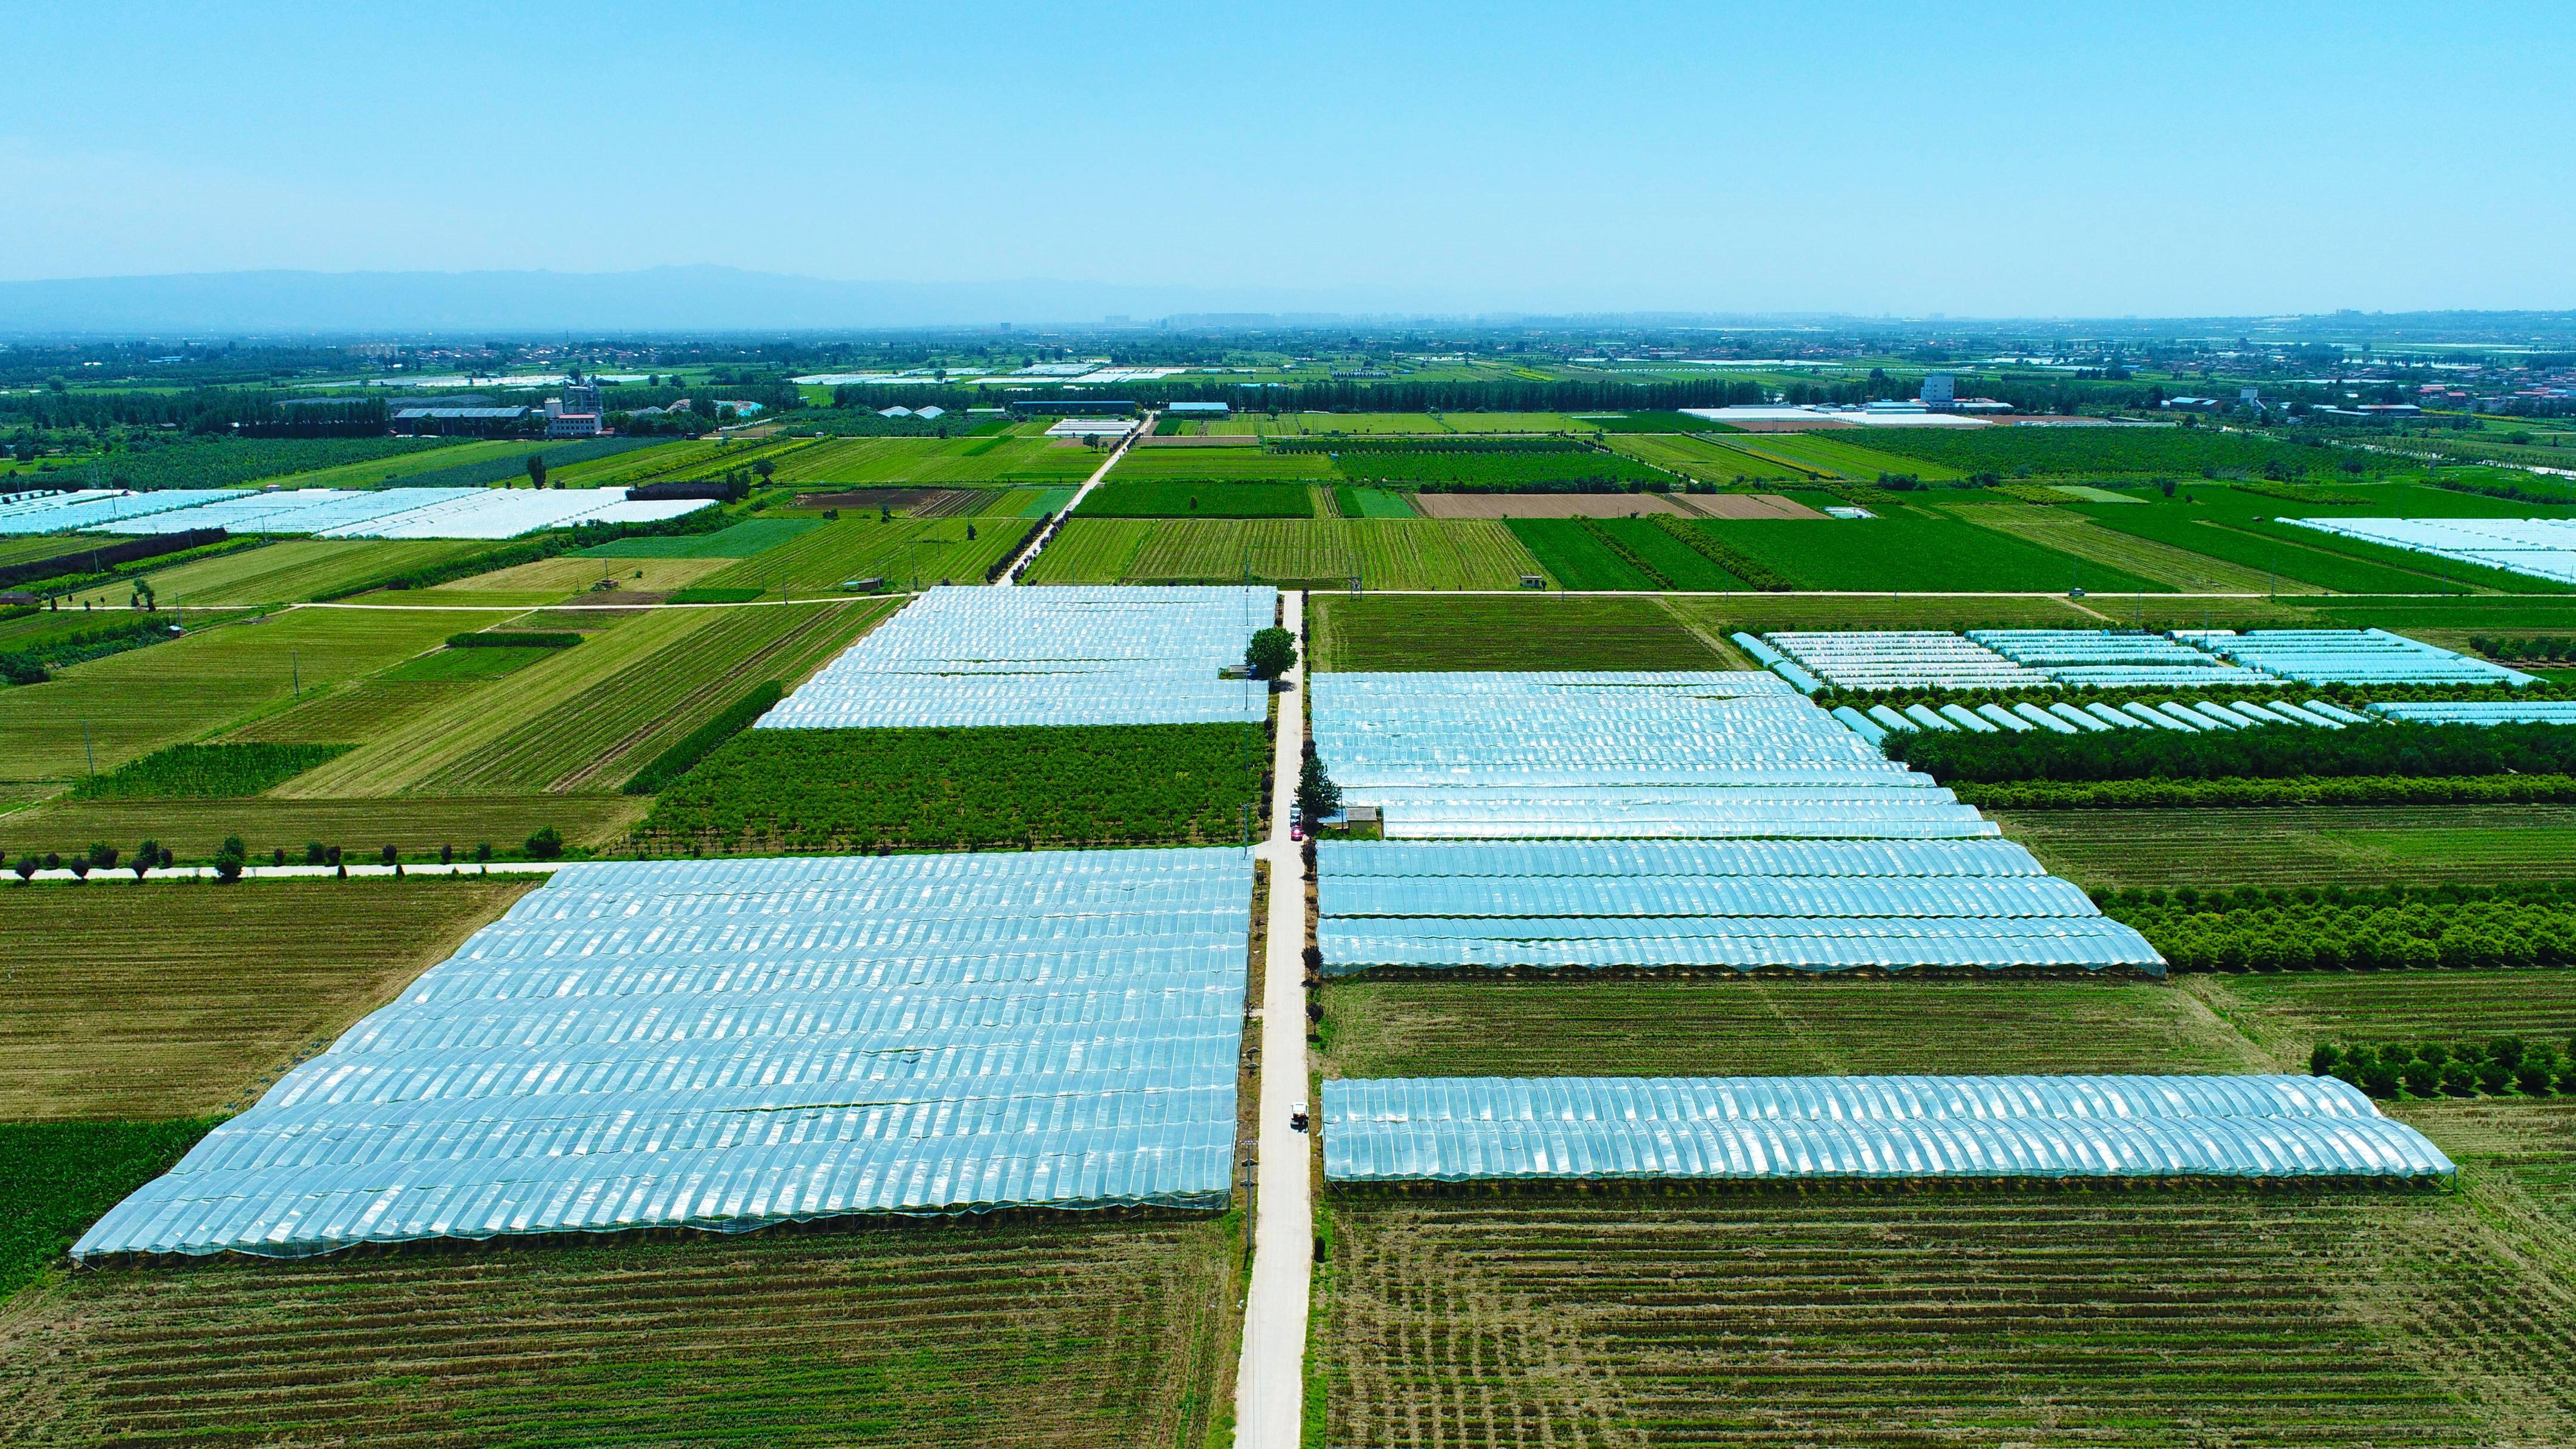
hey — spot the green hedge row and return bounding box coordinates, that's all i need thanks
[447,631,580,649]
[1894,720,2576,785]
[2105,886,2576,973]
[1957,773,2576,810]
[624,682,782,795]
[2315,1038,2575,1099]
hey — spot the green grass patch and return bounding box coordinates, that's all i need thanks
[1334,451,1664,489]
[1109,448,1335,482]
[1703,509,2168,592]
[1568,411,1740,434]
[669,586,769,604]
[1076,479,1316,519]
[641,722,1268,853]
[1,1118,221,1296]
[66,742,353,800]
[581,518,819,559]
[378,646,553,682]
[1504,518,1659,589]
[1853,426,2415,479]
[1333,486,1417,519]
[447,631,579,649]
[1598,517,1752,589]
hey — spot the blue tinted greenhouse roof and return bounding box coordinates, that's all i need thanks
[1323,1075,2454,1183]
[73,849,1254,1261]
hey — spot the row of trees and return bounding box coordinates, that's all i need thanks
[8,829,566,883]
[2314,1038,2573,1099]
[1892,720,2576,785]
[2106,890,2576,973]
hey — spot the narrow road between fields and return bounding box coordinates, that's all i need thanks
[1236,588,1312,1447]
[994,411,1152,586]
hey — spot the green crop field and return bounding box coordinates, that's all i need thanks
[1316,1185,2572,1448]
[1946,501,2291,593]
[66,741,349,799]
[0,605,487,786]
[58,539,487,608]
[1,1217,1240,1449]
[1699,508,2170,592]
[23,436,456,492]
[1720,431,1970,480]
[581,516,819,558]
[1201,411,1587,436]
[692,516,1016,592]
[1503,517,1656,589]
[1111,448,1336,482]
[764,435,1101,484]
[1,1118,219,1299]
[0,793,646,864]
[640,722,1268,854]
[1026,518,1543,590]
[1320,978,2262,1080]
[0,877,535,1120]
[373,643,554,680]
[274,598,890,797]
[1331,449,1665,489]
[2196,970,2576,1068]
[1994,804,2576,889]
[1607,433,1809,481]
[1076,479,1318,518]
[1333,485,1417,518]
[1309,594,1729,671]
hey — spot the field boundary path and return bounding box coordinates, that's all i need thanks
[995,411,1152,586]
[1236,588,1311,1448]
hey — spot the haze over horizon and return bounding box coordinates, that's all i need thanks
[4,1,2569,325]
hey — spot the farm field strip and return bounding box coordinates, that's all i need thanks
[1948,502,2290,593]
[4,1220,1239,1449]
[696,515,1016,593]
[1309,594,1729,671]
[1992,803,2576,888]
[1316,1190,2568,1448]
[0,793,647,865]
[1029,518,1544,589]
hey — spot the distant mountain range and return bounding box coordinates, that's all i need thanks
[0,267,2569,341]
[0,266,1468,337]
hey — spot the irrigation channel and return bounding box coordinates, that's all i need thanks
[1236,588,1312,1448]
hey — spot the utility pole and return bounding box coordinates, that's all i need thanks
[292,650,300,698]
[82,720,95,776]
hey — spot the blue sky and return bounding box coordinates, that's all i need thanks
[2,1,2568,316]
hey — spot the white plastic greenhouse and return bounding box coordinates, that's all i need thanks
[1322,1075,2455,1182]
[758,585,1277,729]
[72,849,1255,1261]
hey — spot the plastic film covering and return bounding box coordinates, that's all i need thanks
[2284,516,2576,588]
[759,585,1276,729]
[1320,918,2162,973]
[318,489,708,539]
[88,487,470,535]
[1322,1074,2455,1183]
[71,849,1254,1261]
[1831,705,1888,744]
[0,488,245,535]
[1318,838,2050,879]
[1967,628,2274,687]
[2176,627,2532,687]
[2371,701,2576,726]
[1763,631,2045,690]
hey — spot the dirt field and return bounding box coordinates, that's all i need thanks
[1681,492,1826,520]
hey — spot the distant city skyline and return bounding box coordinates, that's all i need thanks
[3,1,2569,319]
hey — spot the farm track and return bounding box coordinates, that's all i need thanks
[3,1220,1238,1448]
[1318,1188,2569,1448]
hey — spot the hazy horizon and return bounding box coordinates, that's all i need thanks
[3,1,2570,320]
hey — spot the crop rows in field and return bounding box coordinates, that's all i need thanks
[1319,978,2261,1080]
[32,436,458,492]
[764,434,1099,485]
[1076,479,1316,517]
[0,606,480,785]
[1946,503,2289,593]
[0,877,535,1120]
[1691,508,2171,592]
[696,516,1015,591]
[1112,447,1337,481]
[1316,1188,2560,1448]
[2,1118,219,1299]
[1309,594,1728,672]
[2206,969,2576,1054]
[639,722,1266,853]
[1720,431,1969,481]
[1,1217,1238,1449]
[1606,434,1809,481]
[1503,517,1750,590]
[1332,450,1665,489]
[277,598,891,797]
[67,741,350,800]
[1991,803,2576,889]
[113,538,490,606]
[1026,518,1543,590]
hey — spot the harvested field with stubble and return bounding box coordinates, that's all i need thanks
[1318,978,2263,1080]
[0,877,536,1120]
[0,1216,1242,1449]
[1315,1185,2575,1449]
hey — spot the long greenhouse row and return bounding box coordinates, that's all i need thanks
[1754,627,2527,690]
[73,849,1256,1260]
[757,584,1277,729]
[1321,1074,2455,1183]
[2287,515,2576,585]
[0,484,710,538]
